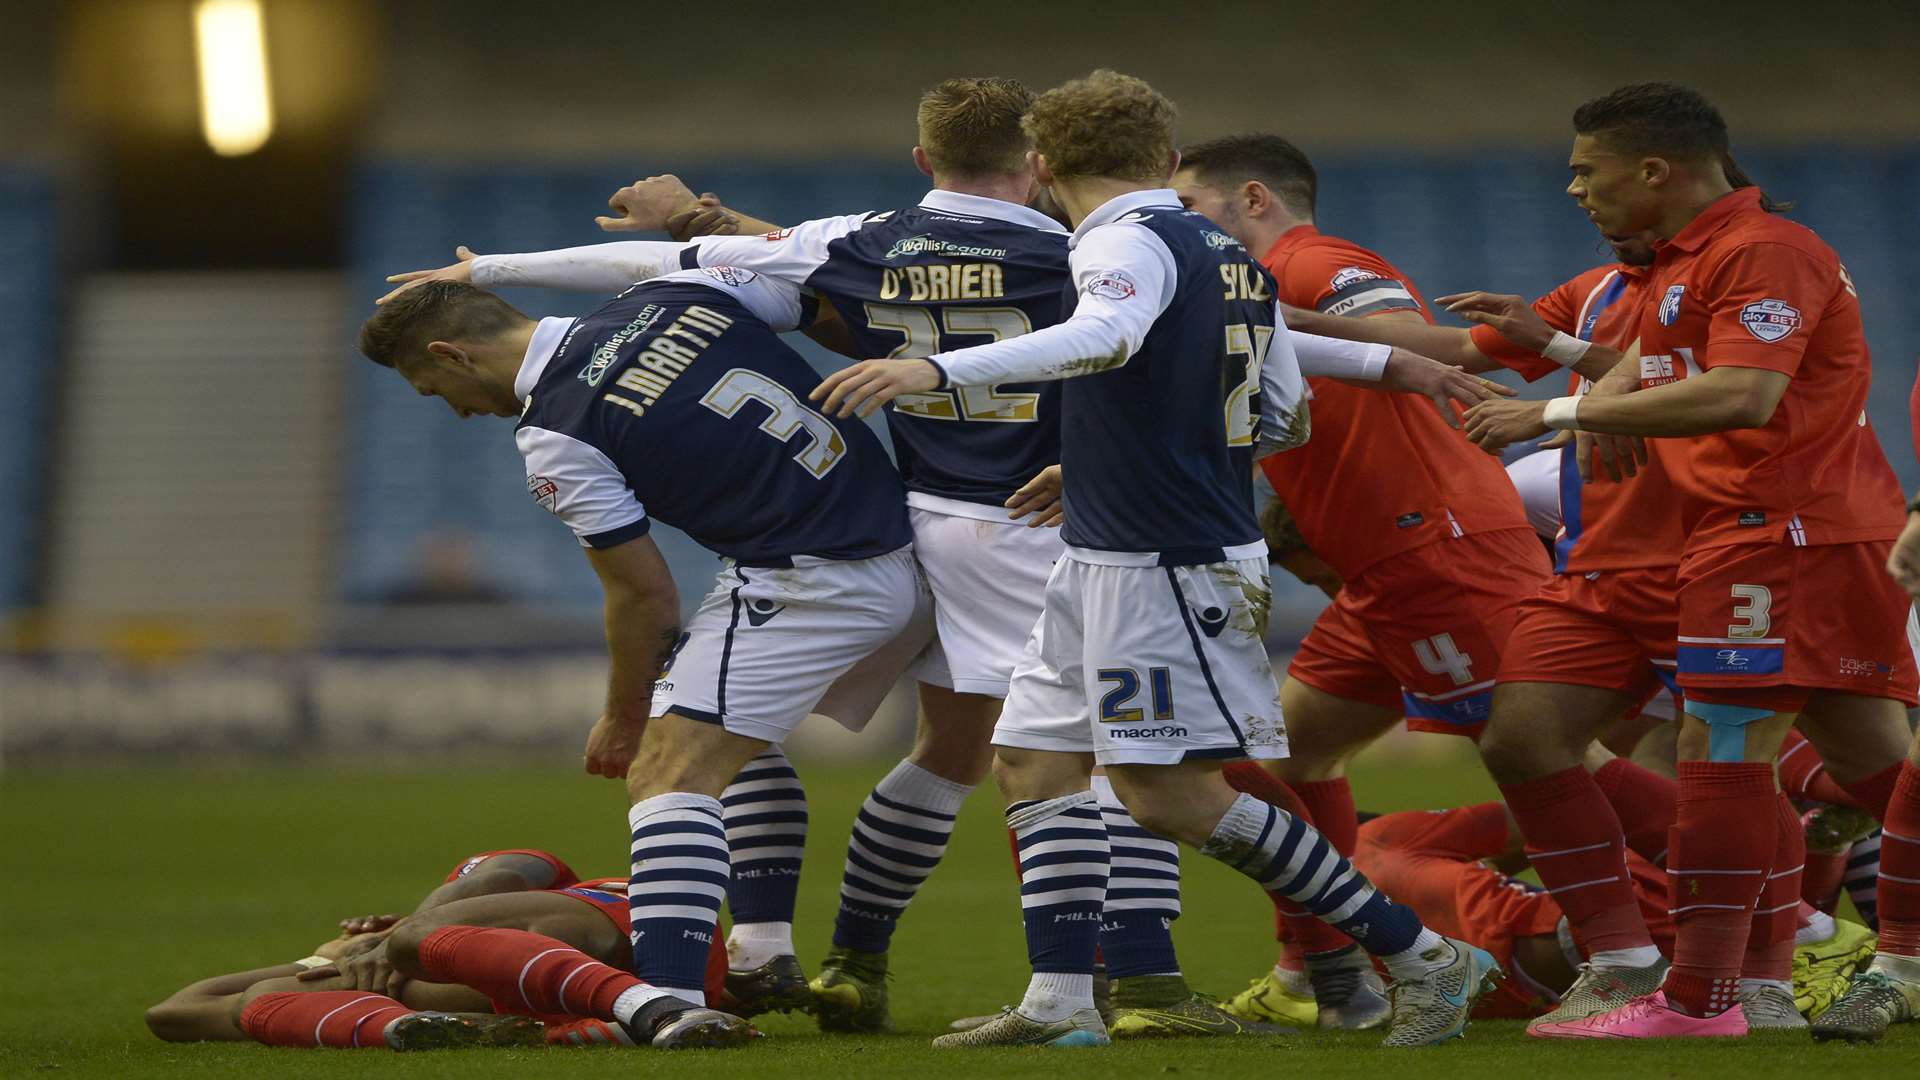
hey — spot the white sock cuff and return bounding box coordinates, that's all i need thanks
[879,759,974,812]
[1006,790,1098,833]
[1796,909,1837,946]
[1089,774,1116,804]
[628,792,723,830]
[1199,792,1278,862]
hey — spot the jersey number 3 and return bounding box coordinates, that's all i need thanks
[700,368,846,478]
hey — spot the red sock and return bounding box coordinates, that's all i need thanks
[1664,762,1776,1017]
[1803,848,1848,911]
[1291,777,1358,856]
[1741,795,1803,982]
[1879,761,1920,958]
[238,991,413,1049]
[706,927,729,1006]
[1775,730,1862,808]
[1223,763,1354,955]
[1593,757,1679,866]
[545,1018,637,1046]
[1502,767,1650,953]
[1844,761,1903,822]
[416,926,644,1019]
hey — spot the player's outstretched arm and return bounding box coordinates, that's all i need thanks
[597,174,782,237]
[582,534,680,780]
[379,240,691,304]
[1284,303,1497,373]
[1436,291,1626,383]
[1286,327,1513,430]
[1464,364,1789,452]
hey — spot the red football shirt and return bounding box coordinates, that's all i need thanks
[1470,264,1680,572]
[1259,226,1530,579]
[1635,188,1904,551]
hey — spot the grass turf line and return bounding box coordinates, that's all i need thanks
[2,741,1910,1077]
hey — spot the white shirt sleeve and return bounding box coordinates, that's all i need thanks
[1256,314,1312,457]
[1288,327,1392,381]
[929,222,1175,386]
[686,212,873,285]
[515,426,650,548]
[652,267,808,332]
[471,241,689,293]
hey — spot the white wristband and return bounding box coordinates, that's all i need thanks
[1542,396,1582,431]
[1542,331,1592,367]
[293,955,334,970]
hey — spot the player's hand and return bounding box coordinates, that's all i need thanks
[378,246,479,304]
[584,713,644,779]
[337,913,403,936]
[1435,291,1554,352]
[1577,431,1648,483]
[1538,429,1574,449]
[316,931,387,963]
[810,359,941,419]
[665,194,742,242]
[597,175,702,233]
[336,938,408,999]
[1463,398,1549,453]
[1006,465,1064,528]
[1379,348,1515,429]
[1887,511,1920,600]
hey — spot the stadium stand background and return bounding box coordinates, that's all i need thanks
[4,0,1917,757]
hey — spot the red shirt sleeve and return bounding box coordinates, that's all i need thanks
[1282,246,1426,319]
[1467,273,1589,383]
[1698,242,1833,375]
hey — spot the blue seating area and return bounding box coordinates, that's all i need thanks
[0,170,58,613]
[344,149,1920,609]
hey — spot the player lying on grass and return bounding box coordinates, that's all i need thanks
[146,849,741,1050]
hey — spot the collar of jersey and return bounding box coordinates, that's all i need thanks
[1662,186,1763,254]
[1069,188,1182,248]
[918,189,1067,234]
[515,316,576,404]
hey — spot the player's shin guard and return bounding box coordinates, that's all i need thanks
[1742,796,1804,984]
[1092,777,1181,980]
[831,759,972,954]
[1878,762,1920,959]
[629,793,729,1004]
[1009,792,1108,1019]
[1220,762,1351,957]
[1593,757,1679,866]
[1664,761,1777,1017]
[239,991,412,1049]
[415,926,665,1020]
[1202,793,1442,975]
[721,750,807,967]
[1502,766,1651,957]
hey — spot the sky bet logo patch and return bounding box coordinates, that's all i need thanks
[1086,270,1137,300]
[1740,299,1802,342]
[527,475,559,513]
[1659,284,1685,326]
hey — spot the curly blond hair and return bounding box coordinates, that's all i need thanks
[917,77,1035,179]
[1022,70,1177,183]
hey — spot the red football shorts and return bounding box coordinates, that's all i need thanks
[1497,564,1680,699]
[1677,541,1919,711]
[443,849,581,887]
[1288,527,1550,737]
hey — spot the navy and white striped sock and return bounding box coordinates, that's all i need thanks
[721,749,807,969]
[1010,792,1108,1021]
[1846,829,1882,930]
[1092,776,1181,979]
[1201,792,1446,979]
[628,792,729,1004]
[832,759,973,954]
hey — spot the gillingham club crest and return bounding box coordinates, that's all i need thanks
[1658,284,1685,326]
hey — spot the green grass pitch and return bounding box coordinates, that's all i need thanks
[3,740,1910,1077]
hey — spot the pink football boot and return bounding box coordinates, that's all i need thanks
[1529,992,1749,1039]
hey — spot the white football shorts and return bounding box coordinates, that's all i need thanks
[652,545,928,744]
[992,547,1288,766]
[907,501,1064,699]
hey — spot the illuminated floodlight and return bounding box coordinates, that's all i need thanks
[194,0,274,157]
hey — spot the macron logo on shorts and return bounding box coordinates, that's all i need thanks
[744,599,785,627]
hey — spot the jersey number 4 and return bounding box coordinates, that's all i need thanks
[700,368,846,478]
[864,303,1040,422]
[1412,633,1476,686]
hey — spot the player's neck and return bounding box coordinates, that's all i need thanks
[1241,213,1309,260]
[1050,177,1167,228]
[1653,175,1737,241]
[489,321,540,400]
[933,174,1034,210]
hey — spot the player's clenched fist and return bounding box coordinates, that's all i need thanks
[583,713,644,780]
[1887,507,1920,600]
[811,359,941,419]
[597,174,702,233]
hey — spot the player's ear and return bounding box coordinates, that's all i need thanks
[425,340,471,370]
[1164,148,1181,181]
[1641,156,1672,190]
[1029,150,1054,187]
[1242,180,1269,217]
[911,146,935,179]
